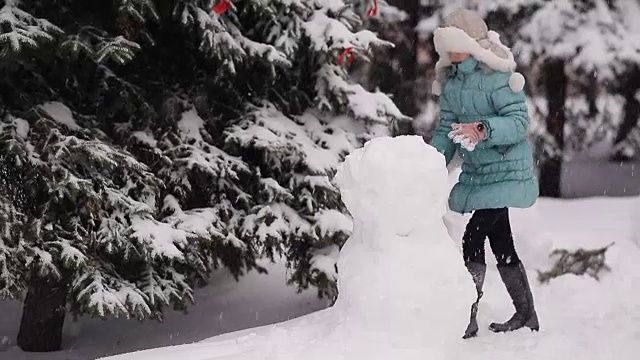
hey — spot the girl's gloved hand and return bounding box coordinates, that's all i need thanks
[448,122,486,151]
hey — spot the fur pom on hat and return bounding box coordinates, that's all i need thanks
[431,9,525,96]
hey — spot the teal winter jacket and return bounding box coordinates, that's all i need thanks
[430,56,538,214]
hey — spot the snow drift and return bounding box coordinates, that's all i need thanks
[100,135,474,360]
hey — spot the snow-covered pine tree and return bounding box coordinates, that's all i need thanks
[355,0,415,125]
[146,0,406,300]
[610,0,640,161]
[516,0,640,196]
[0,0,404,351]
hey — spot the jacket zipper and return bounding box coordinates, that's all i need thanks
[459,67,477,213]
[458,70,480,169]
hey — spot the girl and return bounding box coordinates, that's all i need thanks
[430,8,540,339]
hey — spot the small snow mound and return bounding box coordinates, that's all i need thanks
[39,102,82,131]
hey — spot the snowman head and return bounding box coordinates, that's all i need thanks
[334,136,449,236]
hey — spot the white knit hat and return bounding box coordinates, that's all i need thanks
[431,8,525,96]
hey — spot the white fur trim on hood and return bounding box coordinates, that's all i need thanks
[431,27,525,96]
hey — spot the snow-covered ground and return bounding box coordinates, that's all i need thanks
[94,136,638,360]
[0,261,329,360]
[2,136,639,360]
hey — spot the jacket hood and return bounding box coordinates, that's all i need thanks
[431,26,525,96]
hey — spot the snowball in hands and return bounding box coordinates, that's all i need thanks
[449,122,486,151]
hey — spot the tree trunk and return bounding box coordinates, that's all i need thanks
[538,157,562,197]
[539,58,566,198]
[614,96,640,145]
[612,67,640,161]
[385,0,421,121]
[17,275,68,352]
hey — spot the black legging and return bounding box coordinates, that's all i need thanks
[462,208,520,266]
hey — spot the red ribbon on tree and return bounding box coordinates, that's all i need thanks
[212,0,232,15]
[367,0,378,17]
[336,47,356,66]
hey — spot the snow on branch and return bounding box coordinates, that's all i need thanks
[563,93,624,158]
[129,217,189,260]
[95,35,141,64]
[226,21,290,67]
[225,103,351,174]
[162,197,247,251]
[174,2,296,73]
[59,26,143,64]
[24,245,61,279]
[140,266,193,313]
[175,2,245,70]
[0,0,62,56]
[51,239,88,270]
[260,177,294,203]
[315,64,407,124]
[43,130,156,189]
[309,243,339,283]
[303,11,392,54]
[73,270,152,319]
[311,209,351,238]
[263,3,305,56]
[160,108,251,201]
[241,202,311,256]
[517,0,640,80]
[303,175,337,192]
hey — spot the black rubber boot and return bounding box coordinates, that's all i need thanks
[462,261,486,339]
[489,261,540,333]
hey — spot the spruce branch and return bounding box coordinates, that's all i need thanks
[95,35,141,64]
[0,0,63,56]
[59,26,142,64]
[116,0,159,23]
[537,242,615,284]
